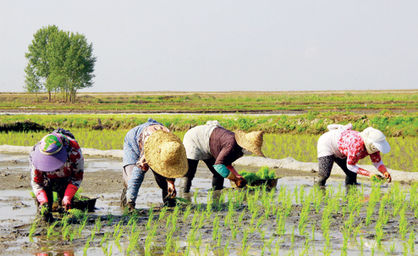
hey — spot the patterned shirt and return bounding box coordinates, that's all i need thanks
[337,130,381,172]
[30,134,84,195]
[138,125,170,159]
[123,118,166,166]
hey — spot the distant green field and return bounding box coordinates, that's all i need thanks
[0,90,417,112]
[0,111,416,136]
[0,129,415,171]
[0,111,417,171]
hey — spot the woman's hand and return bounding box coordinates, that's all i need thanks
[136,156,149,171]
[378,165,391,183]
[383,172,392,183]
[235,176,247,188]
[226,165,247,188]
[167,180,176,198]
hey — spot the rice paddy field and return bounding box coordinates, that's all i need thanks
[7,171,418,256]
[0,129,416,172]
[0,111,416,171]
[0,91,416,255]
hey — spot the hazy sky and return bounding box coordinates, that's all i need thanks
[1,0,417,92]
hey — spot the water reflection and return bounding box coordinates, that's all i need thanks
[35,250,74,256]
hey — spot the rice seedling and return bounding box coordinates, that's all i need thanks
[210,215,220,242]
[46,221,59,239]
[298,190,312,236]
[146,209,154,231]
[101,240,113,256]
[365,184,381,226]
[144,224,157,255]
[21,175,417,255]
[398,205,408,240]
[408,228,415,254]
[223,238,230,255]
[182,204,192,222]
[158,206,167,222]
[290,225,296,247]
[28,220,38,242]
[78,211,89,236]
[95,216,102,233]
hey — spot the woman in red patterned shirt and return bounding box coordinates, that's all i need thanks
[316,124,391,187]
[30,129,84,222]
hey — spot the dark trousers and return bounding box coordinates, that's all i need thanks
[317,155,357,187]
[183,158,224,193]
[151,170,176,206]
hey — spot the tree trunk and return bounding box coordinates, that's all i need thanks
[71,90,77,103]
[48,91,51,102]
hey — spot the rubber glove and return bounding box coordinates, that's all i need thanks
[36,190,48,205]
[167,179,176,198]
[213,164,230,178]
[136,155,149,171]
[378,165,391,183]
[62,183,78,210]
[226,165,247,188]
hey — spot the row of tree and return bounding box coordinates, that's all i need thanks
[25,25,96,103]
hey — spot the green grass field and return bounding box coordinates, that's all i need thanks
[0,90,417,112]
[1,111,417,136]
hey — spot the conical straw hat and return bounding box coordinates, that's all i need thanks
[234,130,265,157]
[144,130,188,178]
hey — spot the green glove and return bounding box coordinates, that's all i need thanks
[213,164,230,178]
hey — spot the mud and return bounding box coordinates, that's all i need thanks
[0,153,416,255]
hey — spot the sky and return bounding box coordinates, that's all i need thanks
[1,0,418,92]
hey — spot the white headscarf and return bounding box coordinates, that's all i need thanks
[359,127,391,154]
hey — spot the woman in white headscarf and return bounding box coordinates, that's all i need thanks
[316,124,392,187]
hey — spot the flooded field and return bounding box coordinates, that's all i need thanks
[0,153,416,256]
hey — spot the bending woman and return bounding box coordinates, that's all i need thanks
[316,124,392,187]
[182,120,264,192]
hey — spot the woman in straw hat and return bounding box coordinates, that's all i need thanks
[182,120,264,193]
[30,128,84,222]
[122,118,188,210]
[316,123,392,188]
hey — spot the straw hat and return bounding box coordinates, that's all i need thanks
[234,130,265,157]
[144,130,188,178]
[359,127,391,154]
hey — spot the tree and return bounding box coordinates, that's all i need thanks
[24,64,41,93]
[24,25,96,102]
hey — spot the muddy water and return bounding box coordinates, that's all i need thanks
[0,153,415,255]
